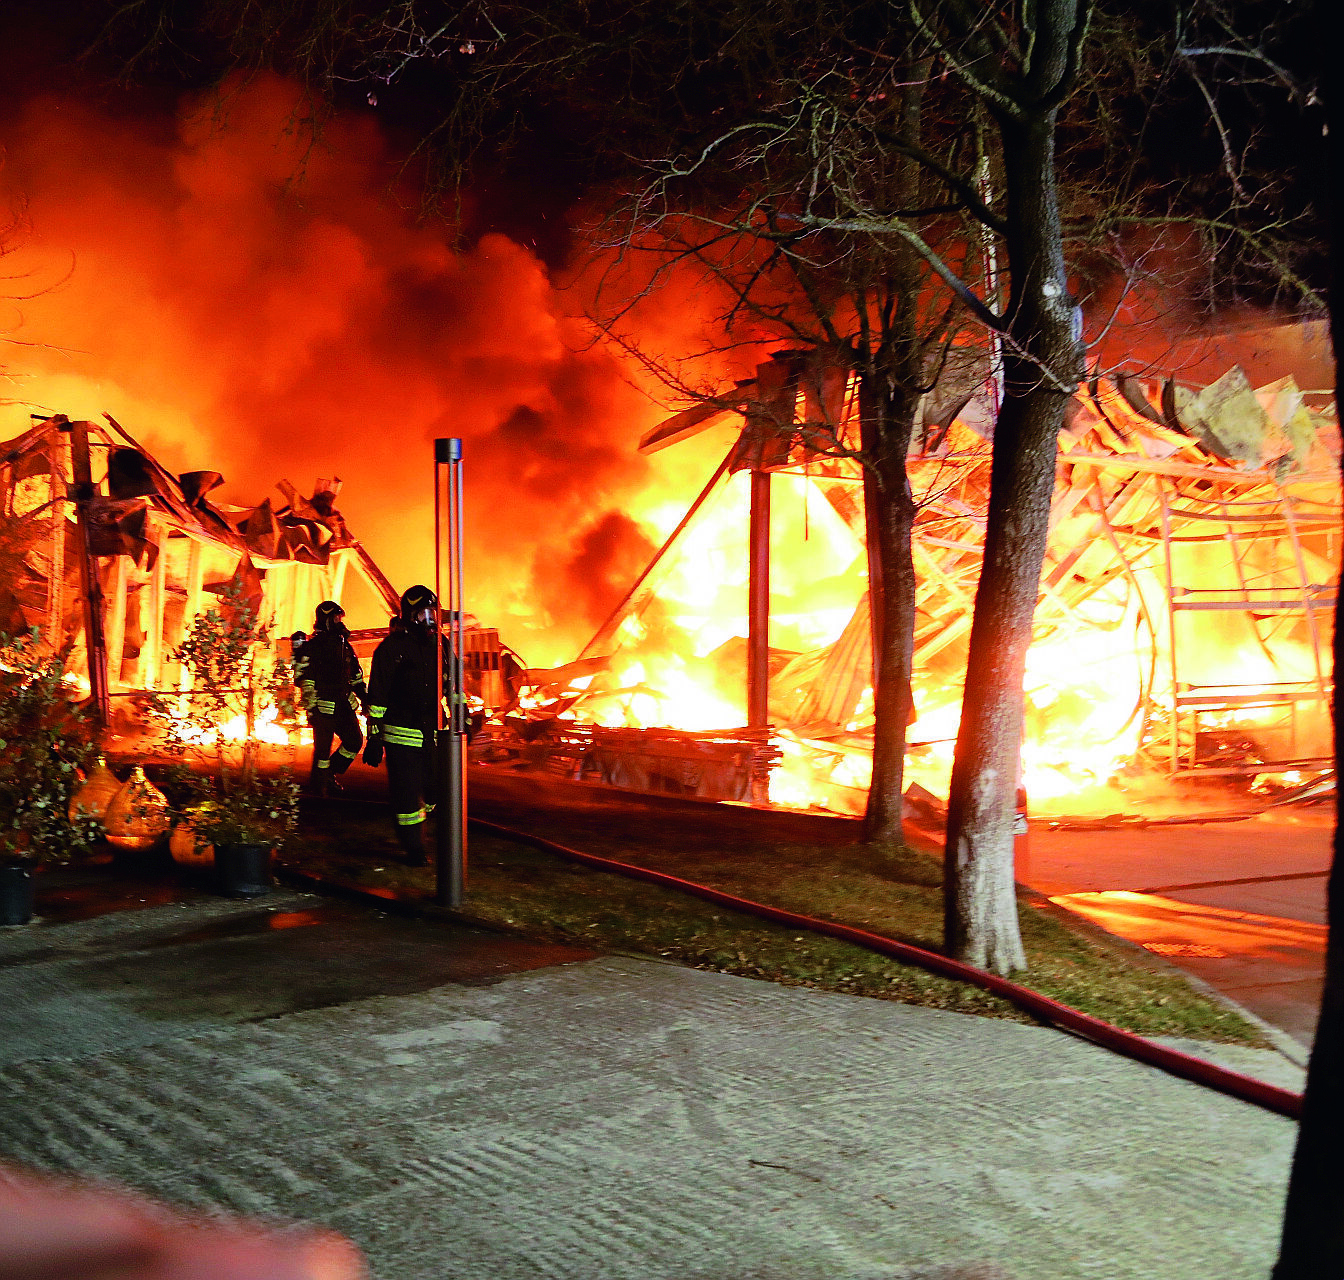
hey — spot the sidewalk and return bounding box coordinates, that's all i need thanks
[0,875,1305,1280]
[1022,812,1331,1051]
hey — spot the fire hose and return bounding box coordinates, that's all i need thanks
[470,817,1304,1121]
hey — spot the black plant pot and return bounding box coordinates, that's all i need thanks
[0,864,35,925]
[212,843,272,898]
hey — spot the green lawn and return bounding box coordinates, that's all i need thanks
[283,774,1266,1045]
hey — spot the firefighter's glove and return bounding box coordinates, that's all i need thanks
[363,734,384,768]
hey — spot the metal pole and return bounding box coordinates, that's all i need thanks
[746,467,773,803]
[434,438,467,908]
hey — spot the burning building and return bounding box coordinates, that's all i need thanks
[486,333,1340,819]
[0,413,400,727]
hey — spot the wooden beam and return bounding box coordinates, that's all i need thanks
[104,556,129,692]
[142,542,165,690]
[45,443,68,652]
[747,468,771,733]
[180,538,204,691]
[65,419,111,724]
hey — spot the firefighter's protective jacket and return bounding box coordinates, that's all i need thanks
[366,626,455,749]
[296,630,367,717]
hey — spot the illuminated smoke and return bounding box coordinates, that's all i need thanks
[1080,224,1335,388]
[0,75,740,665]
[528,509,658,641]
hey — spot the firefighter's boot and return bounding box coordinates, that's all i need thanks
[396,821,428,867]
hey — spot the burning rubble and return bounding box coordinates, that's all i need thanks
[0,412,400,743]
[474,336,1340,822]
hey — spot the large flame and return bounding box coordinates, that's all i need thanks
[553,442,1336,818]
[0,76,1334,815]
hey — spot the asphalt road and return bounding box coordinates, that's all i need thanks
[1021,812,1331,1052]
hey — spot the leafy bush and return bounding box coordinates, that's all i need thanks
[0,629,102,864]
[151,584,301,850]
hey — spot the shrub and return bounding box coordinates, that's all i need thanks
[0,628,102,864]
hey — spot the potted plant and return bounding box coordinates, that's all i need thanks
[153,584,301,897]
[0,629,103,923]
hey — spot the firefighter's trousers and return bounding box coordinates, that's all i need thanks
[384,738,436,860]
[309,698,363,791]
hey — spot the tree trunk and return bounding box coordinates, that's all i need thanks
[1274,828,1344,1277]
[861,372,920,847]
[943,60,1084,973]
[860,63,927,851]
[1273,7,1342,1268]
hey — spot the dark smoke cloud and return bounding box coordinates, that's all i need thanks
[532,510,659,640]
[0,75,740,664]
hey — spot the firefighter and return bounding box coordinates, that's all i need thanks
[362,584,453,865]
[295,600,367,796]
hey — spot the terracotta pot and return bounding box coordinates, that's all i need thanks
[0,864,34,926]
[103,766,170,851]
[68,759,122,824]
[169,818,214,869]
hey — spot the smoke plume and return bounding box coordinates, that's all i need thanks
[0,76,739,665]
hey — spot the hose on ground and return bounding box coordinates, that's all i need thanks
[470,817,1303,1121]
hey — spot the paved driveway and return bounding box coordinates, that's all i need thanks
[1022,813,1330,1051]
[0,887,1303,1280]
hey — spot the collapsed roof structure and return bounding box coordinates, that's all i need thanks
[0,414,400,722]
[492,332,1340,817]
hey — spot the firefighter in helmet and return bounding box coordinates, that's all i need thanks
[363,584,455,865]
[295,600,367,796]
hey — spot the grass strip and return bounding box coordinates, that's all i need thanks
[286,792,1266,1045]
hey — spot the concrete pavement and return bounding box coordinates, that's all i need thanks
[0,879,1307,1280]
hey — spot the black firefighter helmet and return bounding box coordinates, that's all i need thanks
[399,584,438,629]
[314,600,346,633]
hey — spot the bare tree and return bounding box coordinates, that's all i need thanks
[586,43,999,849]
[891,0,1090,973]
[97,0,1324,981]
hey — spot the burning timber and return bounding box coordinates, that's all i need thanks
[0,414,400,724]
[482,341,1340,819]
